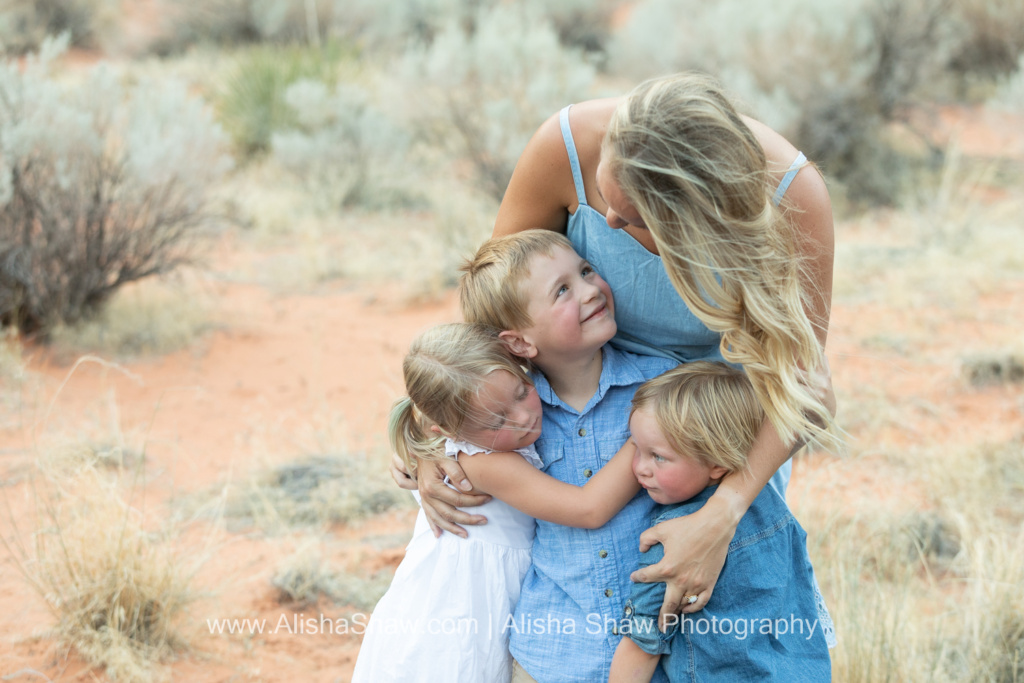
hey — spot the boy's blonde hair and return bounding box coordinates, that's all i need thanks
[388,322,531,476]
[459,229,575,330]
[631,362,763,473]
[605,72,837,451]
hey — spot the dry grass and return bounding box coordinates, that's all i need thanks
[47,278,216,360]
[217,452,411,535]
[270,538,391,610]
[833,145,1024,311]
[799,368,1024,682]
[2,466,199,682]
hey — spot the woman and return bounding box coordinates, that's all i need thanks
[396,73,837,681]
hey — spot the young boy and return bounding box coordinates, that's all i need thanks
[455,230,677,683]
[610,363,831,682]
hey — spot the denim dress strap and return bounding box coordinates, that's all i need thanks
[558,105,589,208]
[772,152,807,206]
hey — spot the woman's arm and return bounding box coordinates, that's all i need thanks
[633,149,836,622]
[459,441,641,529]
[492,107,591,237]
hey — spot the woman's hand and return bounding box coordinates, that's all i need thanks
[630,494,740,630]
[391,453,491,538]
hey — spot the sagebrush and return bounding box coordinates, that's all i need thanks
[0,37,231,333]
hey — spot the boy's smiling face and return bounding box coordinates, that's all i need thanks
[508,245,617,360]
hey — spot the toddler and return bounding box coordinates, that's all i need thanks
[609,362,832,682]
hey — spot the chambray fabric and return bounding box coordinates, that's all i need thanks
[509,345,676,683]
[558,105,795,498]
[621,485,831,682]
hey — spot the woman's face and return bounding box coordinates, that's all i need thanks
[595,156,647,231]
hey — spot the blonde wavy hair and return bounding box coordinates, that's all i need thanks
[631,362,763,473]
[458,229,575,330]
[604,72,835,449]
[388,322,531,477]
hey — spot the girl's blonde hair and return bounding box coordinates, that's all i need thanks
[388,322,531,477]
[631,362,762,472]
[605,72,836,450]
[459,229,575,330]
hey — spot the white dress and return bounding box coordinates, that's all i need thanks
[351,439,541,683]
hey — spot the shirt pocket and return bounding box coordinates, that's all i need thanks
[598,433,632,463]
[535,438,564,473]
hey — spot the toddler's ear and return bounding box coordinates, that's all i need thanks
[499,330,538,359]
[429,425,442,435]
[709,464,730,481]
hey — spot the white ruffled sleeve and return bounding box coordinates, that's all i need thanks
[444,438,543,470]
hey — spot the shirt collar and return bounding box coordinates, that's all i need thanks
[531,345,653,414]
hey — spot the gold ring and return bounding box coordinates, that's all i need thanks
[684,595,698,605]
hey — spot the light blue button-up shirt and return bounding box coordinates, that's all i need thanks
[509,345,676,683]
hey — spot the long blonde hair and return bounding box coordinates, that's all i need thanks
[388,322,532,477]
[604,72,835,449]
[631,362,763,473]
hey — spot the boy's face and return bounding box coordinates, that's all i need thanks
[629,407,728,505]
[459,370,543,452]
[512,245,616,359]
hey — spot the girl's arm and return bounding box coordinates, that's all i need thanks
[609,638,661,683]
[633,153,836,624]
[458,441,641,529]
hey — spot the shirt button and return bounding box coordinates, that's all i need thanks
[578,428,586,436]
[612,625,619,635]
[583,469,593,478]
[624,605,633,616]
[604,589,613,597]
[598,549,608,558]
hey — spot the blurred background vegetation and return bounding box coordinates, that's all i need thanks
[0,2,1022,681]
[2,0,1023,336]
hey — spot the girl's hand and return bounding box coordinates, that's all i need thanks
[630,494,740,630]
[390,452,418,491]
[416,459,491,538]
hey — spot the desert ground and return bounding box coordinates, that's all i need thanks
[2,2,1024,682]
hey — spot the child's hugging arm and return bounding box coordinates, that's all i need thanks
[610,539,674,683]
[458,440,641,529]
[609,639,661,683]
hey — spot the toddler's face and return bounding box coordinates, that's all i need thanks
[458,370,543,453]
[515,245,617,357]
[629,407,726,505]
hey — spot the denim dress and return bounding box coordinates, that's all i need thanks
[619,485,831,682]
[558,104,805,499]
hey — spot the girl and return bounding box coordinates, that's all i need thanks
[610,362,831,682]
[352,322,641,683]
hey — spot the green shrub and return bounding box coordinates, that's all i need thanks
[0,36,231,333]
[216,42,351,156]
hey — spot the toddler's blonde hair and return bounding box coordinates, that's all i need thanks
[459,229,575,330]
[631,362,763,473]
[388,322,531,477]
